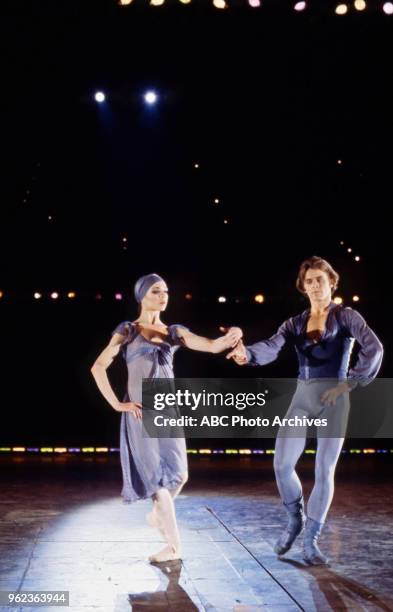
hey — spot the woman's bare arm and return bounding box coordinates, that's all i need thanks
[176,326,242,353]
[90,333,142,416]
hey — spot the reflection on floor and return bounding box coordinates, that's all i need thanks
[1,454,392,611]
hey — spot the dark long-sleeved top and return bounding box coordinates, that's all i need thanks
[245,302,383,387]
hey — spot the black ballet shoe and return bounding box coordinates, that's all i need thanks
[274,495,306,556]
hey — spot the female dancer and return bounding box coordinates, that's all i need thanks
[91,273,241,563]
[227,256,383,565]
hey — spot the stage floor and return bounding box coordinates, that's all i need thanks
[1,455,392,611]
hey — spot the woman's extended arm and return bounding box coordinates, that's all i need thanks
[175,326,243,354]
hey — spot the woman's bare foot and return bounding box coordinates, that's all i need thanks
[146,510,166,539]
[148,544,182,563]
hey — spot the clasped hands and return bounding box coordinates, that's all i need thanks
[222,328,349,405]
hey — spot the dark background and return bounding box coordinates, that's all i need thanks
[0,0,391,446]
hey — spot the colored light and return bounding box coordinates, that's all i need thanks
[333,296,343,304]
[115,293,123,300]
[67,292,76,299]
[0,291,4,298]
[50,292,59,300]
[185,293,192,300]
[254,294,265,304]
[354,0,366,9]
[144,91,157,104]
[248,0,261,6]
[294,1,306,10]
[335,4,348,14]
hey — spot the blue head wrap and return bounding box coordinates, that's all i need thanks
[134,273,165,303]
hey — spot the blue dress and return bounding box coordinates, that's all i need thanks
[245,302,383,386]
[112,321,189,503]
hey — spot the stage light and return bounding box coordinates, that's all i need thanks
[354,0,366,9]
[335,3,348,13]
[254,294,265,303]
[0,291,3,299]
[224,219,228,224]
[294,1,306,10]
[194,163,199,168]
[150,0,165,4]
[340,241,344,245]
[50,292,59,300]
[122,237,127,242]
[214,198,220,204]
[179,0,192,4]
[115,293,123,300]
[118,0,133,4]
[33,292,42,299]
[95,293,102,300]
[185,293,192,300]
[218,296,227,303]
[382,2,393,14]
[353,295,360,302]
[337,159,343,164]
[94,91,105,103]
[48,215,52,220]
[213,0,227,8]
[355,256,360,261]
[333,296,343,304]
[67,292,76,299]
[248,0,261,7]
[347,247,352,253]
[144,91,157,104]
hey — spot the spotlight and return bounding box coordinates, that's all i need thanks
[144,91,157,105]
[347,248,352,253]
[354,0,366,9]
[254,294,265,303]
[67,292,76,299]
[355,256,360,262]
[185,293,193,300]
[33,292,42,299]
[50,292,59,300]
[94,92,105,103]
[294,1,306,10]
[382,2,393,13]
[335,3,348,13]
[248,0,261,6]
[353,295,360,302]
[213,0,227,7]
[115,293,123,300]
[333,296,343,304]
[218,296,227,303]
